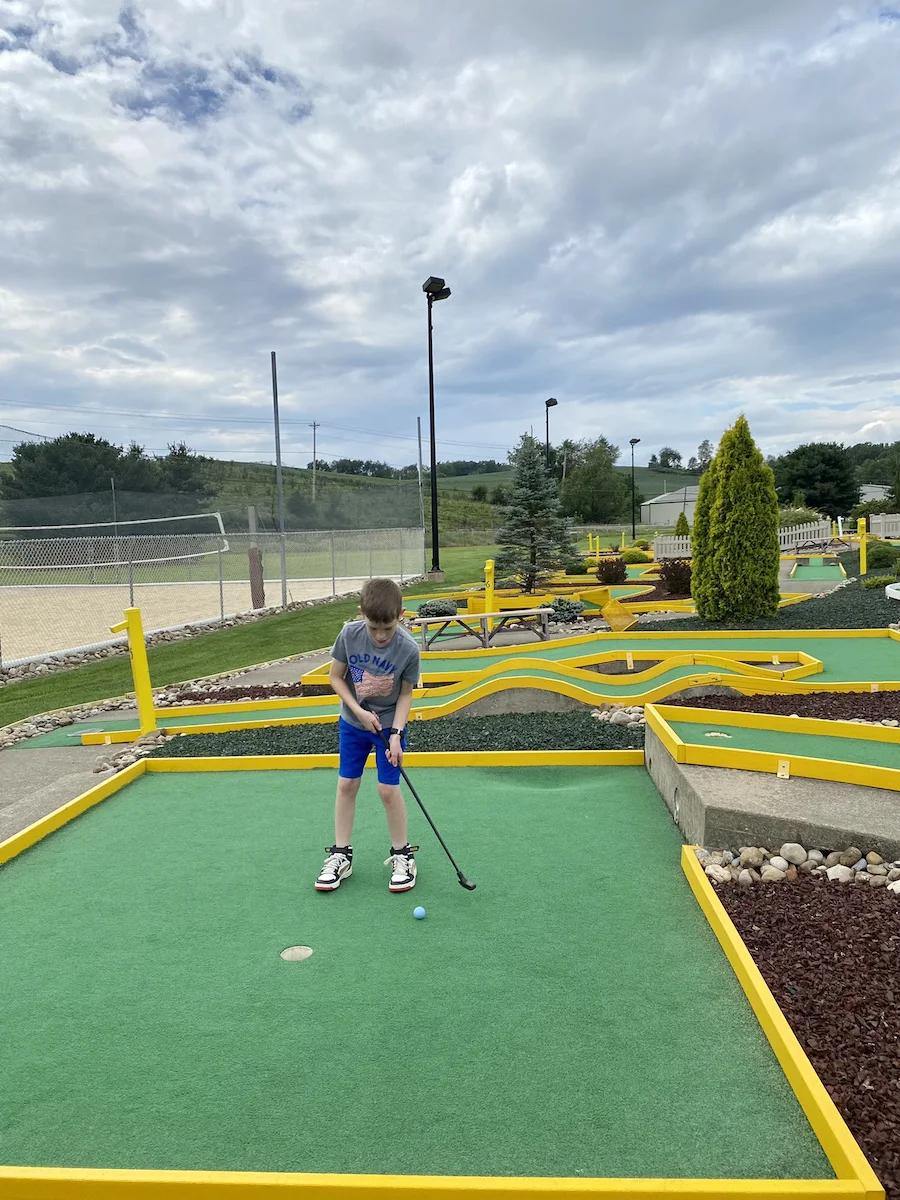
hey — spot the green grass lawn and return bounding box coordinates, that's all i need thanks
[0,546,496,728]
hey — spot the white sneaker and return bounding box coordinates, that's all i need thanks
[315,846,352,891]
[385,844,418,892]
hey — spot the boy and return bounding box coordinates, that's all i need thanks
[315,578,421,893]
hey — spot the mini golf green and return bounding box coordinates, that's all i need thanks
[791,565,846,581]
[668,718,900,770]
[17,631,900,749]
[0,765,832,1182]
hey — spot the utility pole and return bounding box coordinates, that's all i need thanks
[309,421,319,502]
[270,351,288,608]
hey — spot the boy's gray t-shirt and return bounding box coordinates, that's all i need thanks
[331,620,420,729]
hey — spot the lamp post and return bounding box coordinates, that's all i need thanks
[423,276,451,578]
[629,438,641,542]
[544,398,558,469]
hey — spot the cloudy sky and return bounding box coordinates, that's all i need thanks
[1,0,900,472]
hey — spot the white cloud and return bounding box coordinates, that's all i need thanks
[0,0,899,473]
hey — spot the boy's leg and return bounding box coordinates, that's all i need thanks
[336,775,362,846]
[375,735,417,892]
[376,782,408,850]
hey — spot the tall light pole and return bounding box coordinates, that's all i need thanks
[630,438,641,542]
[544,398,558,469]
[423,276,451,578]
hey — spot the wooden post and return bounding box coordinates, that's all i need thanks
[110,608,157,735]
[857,517,867,576]
[484,558,495,635]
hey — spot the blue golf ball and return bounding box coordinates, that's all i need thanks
[413,906,426,920]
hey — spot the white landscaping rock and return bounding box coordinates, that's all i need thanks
[827,865,855,883]
[768,855,790,872]
[704,864,731,884]
[780,843,807,865]
[760,865,786,882]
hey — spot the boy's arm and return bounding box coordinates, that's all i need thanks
[329,659,380,732]
[386,679,414,765]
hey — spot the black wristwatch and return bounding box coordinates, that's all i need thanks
[388,727,405,737]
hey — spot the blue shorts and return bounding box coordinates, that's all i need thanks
[338,717,407,786]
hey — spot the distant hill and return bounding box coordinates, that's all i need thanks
[613,465,701,497]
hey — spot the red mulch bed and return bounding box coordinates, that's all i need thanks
[166,683,306,704]
[666,691,900,722]
[719,877,899,1196]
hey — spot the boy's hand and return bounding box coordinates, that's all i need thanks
[357,708,382,734]
[387,733,403,767]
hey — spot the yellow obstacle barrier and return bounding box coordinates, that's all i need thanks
[484,557,495,634]
[110,608,157,735]
[858,516,867,576]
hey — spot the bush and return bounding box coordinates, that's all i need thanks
[564,559,593,575]
[778,506,824,528]
[865,540,899,571]
[496,577,521,590]
[673,512,690,537]
[596,557,627,584]
[621,549,651,564]
[850,499,897,524]
[862,575,897,589]
[417,598,459,617]
[634,539,652,550]
[658,558,692,597]
[548,597,585,623]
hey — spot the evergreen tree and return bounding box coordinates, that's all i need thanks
[771,442,859,518]
[695,415,780,622]
[674,510,690,537]
[495,433,576,592]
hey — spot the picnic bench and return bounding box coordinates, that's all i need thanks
[409,607,553,650]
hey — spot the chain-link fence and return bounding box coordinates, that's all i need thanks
[0,527,425,666]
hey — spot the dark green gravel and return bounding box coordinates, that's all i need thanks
[641,553,898,632]
[148,711,645,759]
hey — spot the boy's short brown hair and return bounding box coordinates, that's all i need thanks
[359,578,404,623]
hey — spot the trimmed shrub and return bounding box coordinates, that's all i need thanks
[658,558,692,597]
[417,598,459,617]
[865,540,899,571]
[496,577,521,590]
[634,539,652,550]
[548,597,585,623]
[673,511,690,537]
[862,575,897,589]
[621,549,651,564]
[564,559,593,575]
[694,415,780,622]
[596,557,627,585]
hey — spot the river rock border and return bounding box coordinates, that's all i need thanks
[697,843,900,896]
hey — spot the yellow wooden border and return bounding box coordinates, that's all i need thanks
[145,750,646,772]
[681,847,882,1198]
[0,1166,869,1197]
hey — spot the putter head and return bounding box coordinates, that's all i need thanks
[458,877,477,891]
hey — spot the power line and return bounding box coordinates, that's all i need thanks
[0,400,512,452]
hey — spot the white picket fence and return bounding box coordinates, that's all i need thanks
[654,520,834,560]
[870,513,900,539]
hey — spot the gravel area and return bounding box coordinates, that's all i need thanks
[665,691,900,724]
[718,878,899,1199]
[147,709,646,759]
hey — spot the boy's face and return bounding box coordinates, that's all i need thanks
[364,616,399,647]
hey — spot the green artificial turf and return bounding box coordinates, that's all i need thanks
[790,566,846,581]
[670,719,900,769]
[147,712,646,758]
[0,766,831,1181]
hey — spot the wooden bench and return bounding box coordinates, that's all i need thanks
[409,608,553,650]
